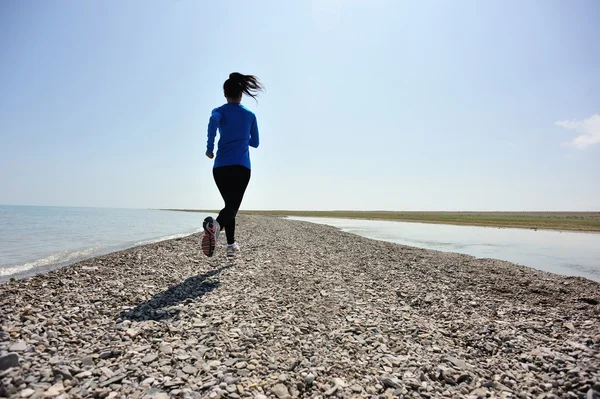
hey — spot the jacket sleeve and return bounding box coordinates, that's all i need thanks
[206,109,221,154]
[249,115,259,148]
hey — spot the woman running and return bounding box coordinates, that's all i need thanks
[202,72,264,257]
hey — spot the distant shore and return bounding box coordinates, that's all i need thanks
[162,209,600,233]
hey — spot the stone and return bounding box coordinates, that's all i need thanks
[470,388,490,397]
[235,361,247,369]
[141,377,155,385]
[382,377,403,389]
[141,353,158,364]
[81,356,95,366]
[99,374,126,388]
[208,360,221,369]
[586,389,600,399]
[52,368,73,380]
[9,341,27,352]
[305,373,315,386]
[126,329,138,338]
[142,389,170,399]
[164,379,183,387]
[2,215,600,399]
[201,380,218,389]
[0,353,19,370]
[20,388,35,398]
[332,378,347,387]
[350,385,362,393]
[43,381,64,397]
[271,384,290,399]
[100,367,114,378]
[446,356,468,370]
[75,370,92,378]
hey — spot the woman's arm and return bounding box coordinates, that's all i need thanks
[249,115,259,148]
[206,109,221,156]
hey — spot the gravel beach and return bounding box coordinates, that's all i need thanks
[1,215,599,399]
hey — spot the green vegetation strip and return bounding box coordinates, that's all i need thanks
[165,210,600,232]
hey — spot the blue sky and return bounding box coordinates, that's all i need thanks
[1,0,598,211]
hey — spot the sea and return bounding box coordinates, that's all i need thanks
[0,205,209,282]
[290,216,600,282]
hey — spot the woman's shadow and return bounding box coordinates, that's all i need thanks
[118,264,232,321]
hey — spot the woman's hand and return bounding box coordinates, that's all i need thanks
[206,152,214,159]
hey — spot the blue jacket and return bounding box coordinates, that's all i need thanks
[206,103,259,169]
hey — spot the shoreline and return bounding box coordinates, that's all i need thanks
[1,215,599,398]
[285,215,600,235]
[161,209,600,233]
[0,228,203,284]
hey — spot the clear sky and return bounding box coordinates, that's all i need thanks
[1,0,599,211]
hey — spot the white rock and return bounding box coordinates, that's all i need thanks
[9,341,27,352]
[20,388,35,398]
[43,381,64,397]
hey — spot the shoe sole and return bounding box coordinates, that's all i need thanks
[202,218,216,257]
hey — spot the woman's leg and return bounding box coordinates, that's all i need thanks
[213,166,251,245]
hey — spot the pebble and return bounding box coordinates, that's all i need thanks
[141,354,158,364]
[75,370,92,378]
[20,388,35,398]
[43,381,64,397]
[235,361,247,369]
[126,329,138,338]
[471,387,490,397]
[305,373,315,386]
[183,365,197,374]
[141,377,155,385]
[350,385,362,392]
[382,377,403,389]
[100,366,114,378]
[9,341,27,352]
[271,383,290,399]
[99,374,126,387]
[446,356,468,370]
[81,356,94,366]
[0,215,598,399]
[142,389,169,399]
[0,353,20,370]
[208,360,221,369]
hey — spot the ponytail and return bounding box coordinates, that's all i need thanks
[223,73,264,100]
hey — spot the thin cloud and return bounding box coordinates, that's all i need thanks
[555,114,600,149]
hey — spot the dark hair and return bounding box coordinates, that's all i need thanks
[223,72,264,100]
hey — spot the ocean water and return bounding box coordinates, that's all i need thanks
[0,205,210,282]
[290,217,600,282]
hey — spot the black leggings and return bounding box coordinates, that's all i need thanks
[213,165,251,245]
